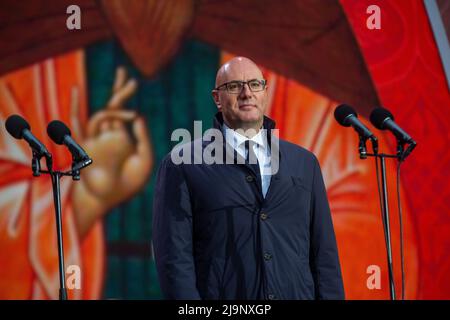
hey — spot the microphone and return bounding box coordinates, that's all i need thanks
[5,114,51,159]
[47,120,92,170]
[370,107,415,144]
[334,104,377,141]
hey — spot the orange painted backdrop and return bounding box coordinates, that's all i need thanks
[0,0,449,299]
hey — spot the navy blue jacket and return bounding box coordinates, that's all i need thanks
[152,113,344,300]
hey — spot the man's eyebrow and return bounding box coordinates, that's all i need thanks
[230,79,260,82]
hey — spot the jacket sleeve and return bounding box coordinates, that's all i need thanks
[309,156,345,300]
[152,156,201,299]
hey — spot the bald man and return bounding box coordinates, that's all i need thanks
[152,57,344,300]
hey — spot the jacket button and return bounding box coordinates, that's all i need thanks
[246,175,254,182]
[264,252,272,261]
[260,213,268,220]
[268,294,276,300]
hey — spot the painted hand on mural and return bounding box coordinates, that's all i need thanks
[72,67,153,238]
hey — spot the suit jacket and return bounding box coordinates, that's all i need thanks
[152,112,345,300]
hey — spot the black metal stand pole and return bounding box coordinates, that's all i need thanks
[26,145,91,300]
[357,131,415,301]
[51,171,68,300]
[38,157,91,300]
[362,137,398,300]
[379,155,396,300]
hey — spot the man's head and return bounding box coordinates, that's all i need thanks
[212,57,269,131]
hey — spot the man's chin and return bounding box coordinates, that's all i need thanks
[238,109,262,123]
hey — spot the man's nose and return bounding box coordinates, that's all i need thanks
[238,83,253,99]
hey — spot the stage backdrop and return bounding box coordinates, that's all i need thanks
[0,0,449,299]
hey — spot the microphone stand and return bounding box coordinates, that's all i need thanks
[35,154,91,300]
[377,153,396,300]
[361,136,415,300]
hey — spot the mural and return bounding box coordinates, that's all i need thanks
[0,0,449,299]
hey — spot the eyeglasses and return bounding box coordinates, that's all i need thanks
[215,79,267,94]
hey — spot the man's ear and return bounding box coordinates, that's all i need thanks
[212,90,221,110]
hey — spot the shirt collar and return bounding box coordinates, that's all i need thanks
[222,123,267,149]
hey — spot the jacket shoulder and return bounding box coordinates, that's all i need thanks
[279,139,318,163]
[160,138,206,167]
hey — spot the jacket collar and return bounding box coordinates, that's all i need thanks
[212,112,279,168]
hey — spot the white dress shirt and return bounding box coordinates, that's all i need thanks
[223,123,272,198]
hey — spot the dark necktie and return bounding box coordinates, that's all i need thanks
[244,140,260,177]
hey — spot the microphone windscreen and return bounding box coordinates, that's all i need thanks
[334,104,357,127]
[5,114,30,139]
[370,107,394,130]
[47,120,71,145]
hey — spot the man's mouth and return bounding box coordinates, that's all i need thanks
[239,104,256,109]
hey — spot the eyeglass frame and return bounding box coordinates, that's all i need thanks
[214,79,267,94]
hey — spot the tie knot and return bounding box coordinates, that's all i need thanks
[244,139,257,150]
